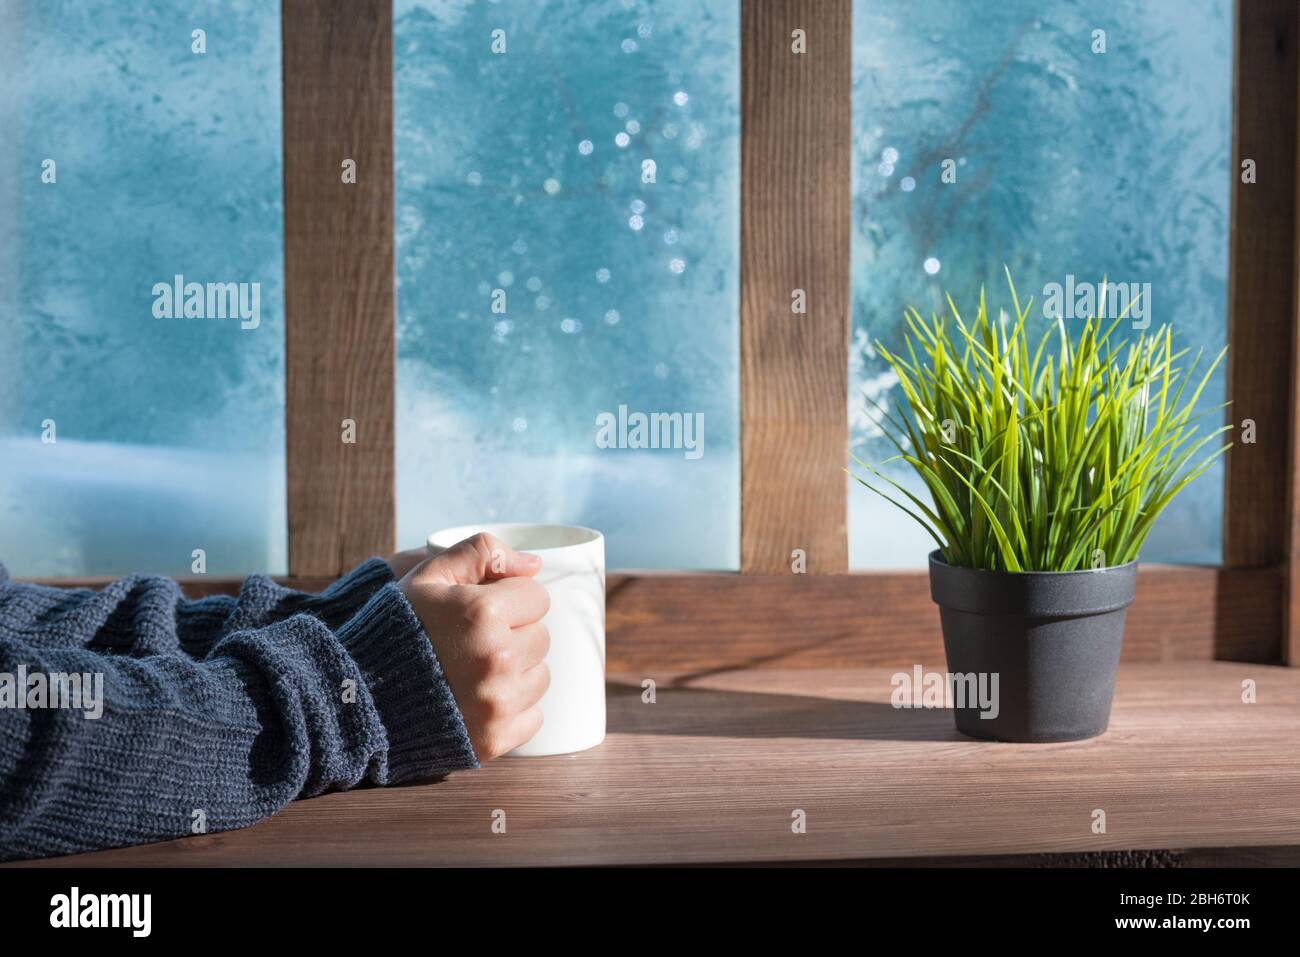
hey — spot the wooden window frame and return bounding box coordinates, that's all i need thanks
[27,0,1300,672]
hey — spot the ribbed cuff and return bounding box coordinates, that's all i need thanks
[217,558,399,637]
[300,557,397,627]
[335,582,479,782]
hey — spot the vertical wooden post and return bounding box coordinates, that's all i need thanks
[1225,0,1300,662]
[1287,2,1300,667]
[281,0,396,576]
[740,0,851,574]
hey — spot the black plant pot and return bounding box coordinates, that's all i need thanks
[928,551,1137,743]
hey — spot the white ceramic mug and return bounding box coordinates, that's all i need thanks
[426,523,606,757]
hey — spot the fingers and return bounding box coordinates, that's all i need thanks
[510,621,551,670]
[518,660,551,705]
[416,532,542,586]
[492,706,545,760]
[471,575,551,628]
[401,538,551,762]
[511,706,545,752]
[473,674,548,759]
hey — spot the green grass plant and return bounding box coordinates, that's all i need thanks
[851,270,1230,572]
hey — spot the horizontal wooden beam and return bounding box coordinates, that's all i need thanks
[603,564,1281,672]
[30,564,1282,670]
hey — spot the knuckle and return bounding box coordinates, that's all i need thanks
[469,532,498,563]
[467,595,501,628]
[487,645,515,674]
[475,681,514,719]
[479,694,507,723]
[478,728,511,760]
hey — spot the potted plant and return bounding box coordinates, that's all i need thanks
[852,272,1229,742]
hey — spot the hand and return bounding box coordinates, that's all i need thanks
[385,546,429,581]
[400,533,550,760]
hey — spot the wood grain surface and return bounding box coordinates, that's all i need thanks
[282,0,396,576]
[740,0,851,573]
[1226,1,1298,568]
[1226,0,1300,668]
[14,662,1298,867]
[603,564,1281,671]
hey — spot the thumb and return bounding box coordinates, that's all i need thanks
[414,532,542,585]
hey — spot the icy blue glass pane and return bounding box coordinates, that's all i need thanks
[394,0,740,569]
[849,0,1231,568]
[0,0,286,576]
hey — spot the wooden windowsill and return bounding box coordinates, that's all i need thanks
[10,662,1300,867]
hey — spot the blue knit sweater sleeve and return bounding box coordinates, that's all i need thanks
[0,560,478,862]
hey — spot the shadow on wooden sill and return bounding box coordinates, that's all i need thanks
[606,680,963,742]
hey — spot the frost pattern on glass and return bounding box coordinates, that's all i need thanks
[394,0,740,569]
[850,0,1231,568]
[0,0,286,576]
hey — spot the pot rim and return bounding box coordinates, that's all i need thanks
[928,549,1137,617]
[927,549,1138,577]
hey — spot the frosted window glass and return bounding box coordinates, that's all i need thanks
[394,0,740,569]
[849,0,1231,568]
[0,0,286,577]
